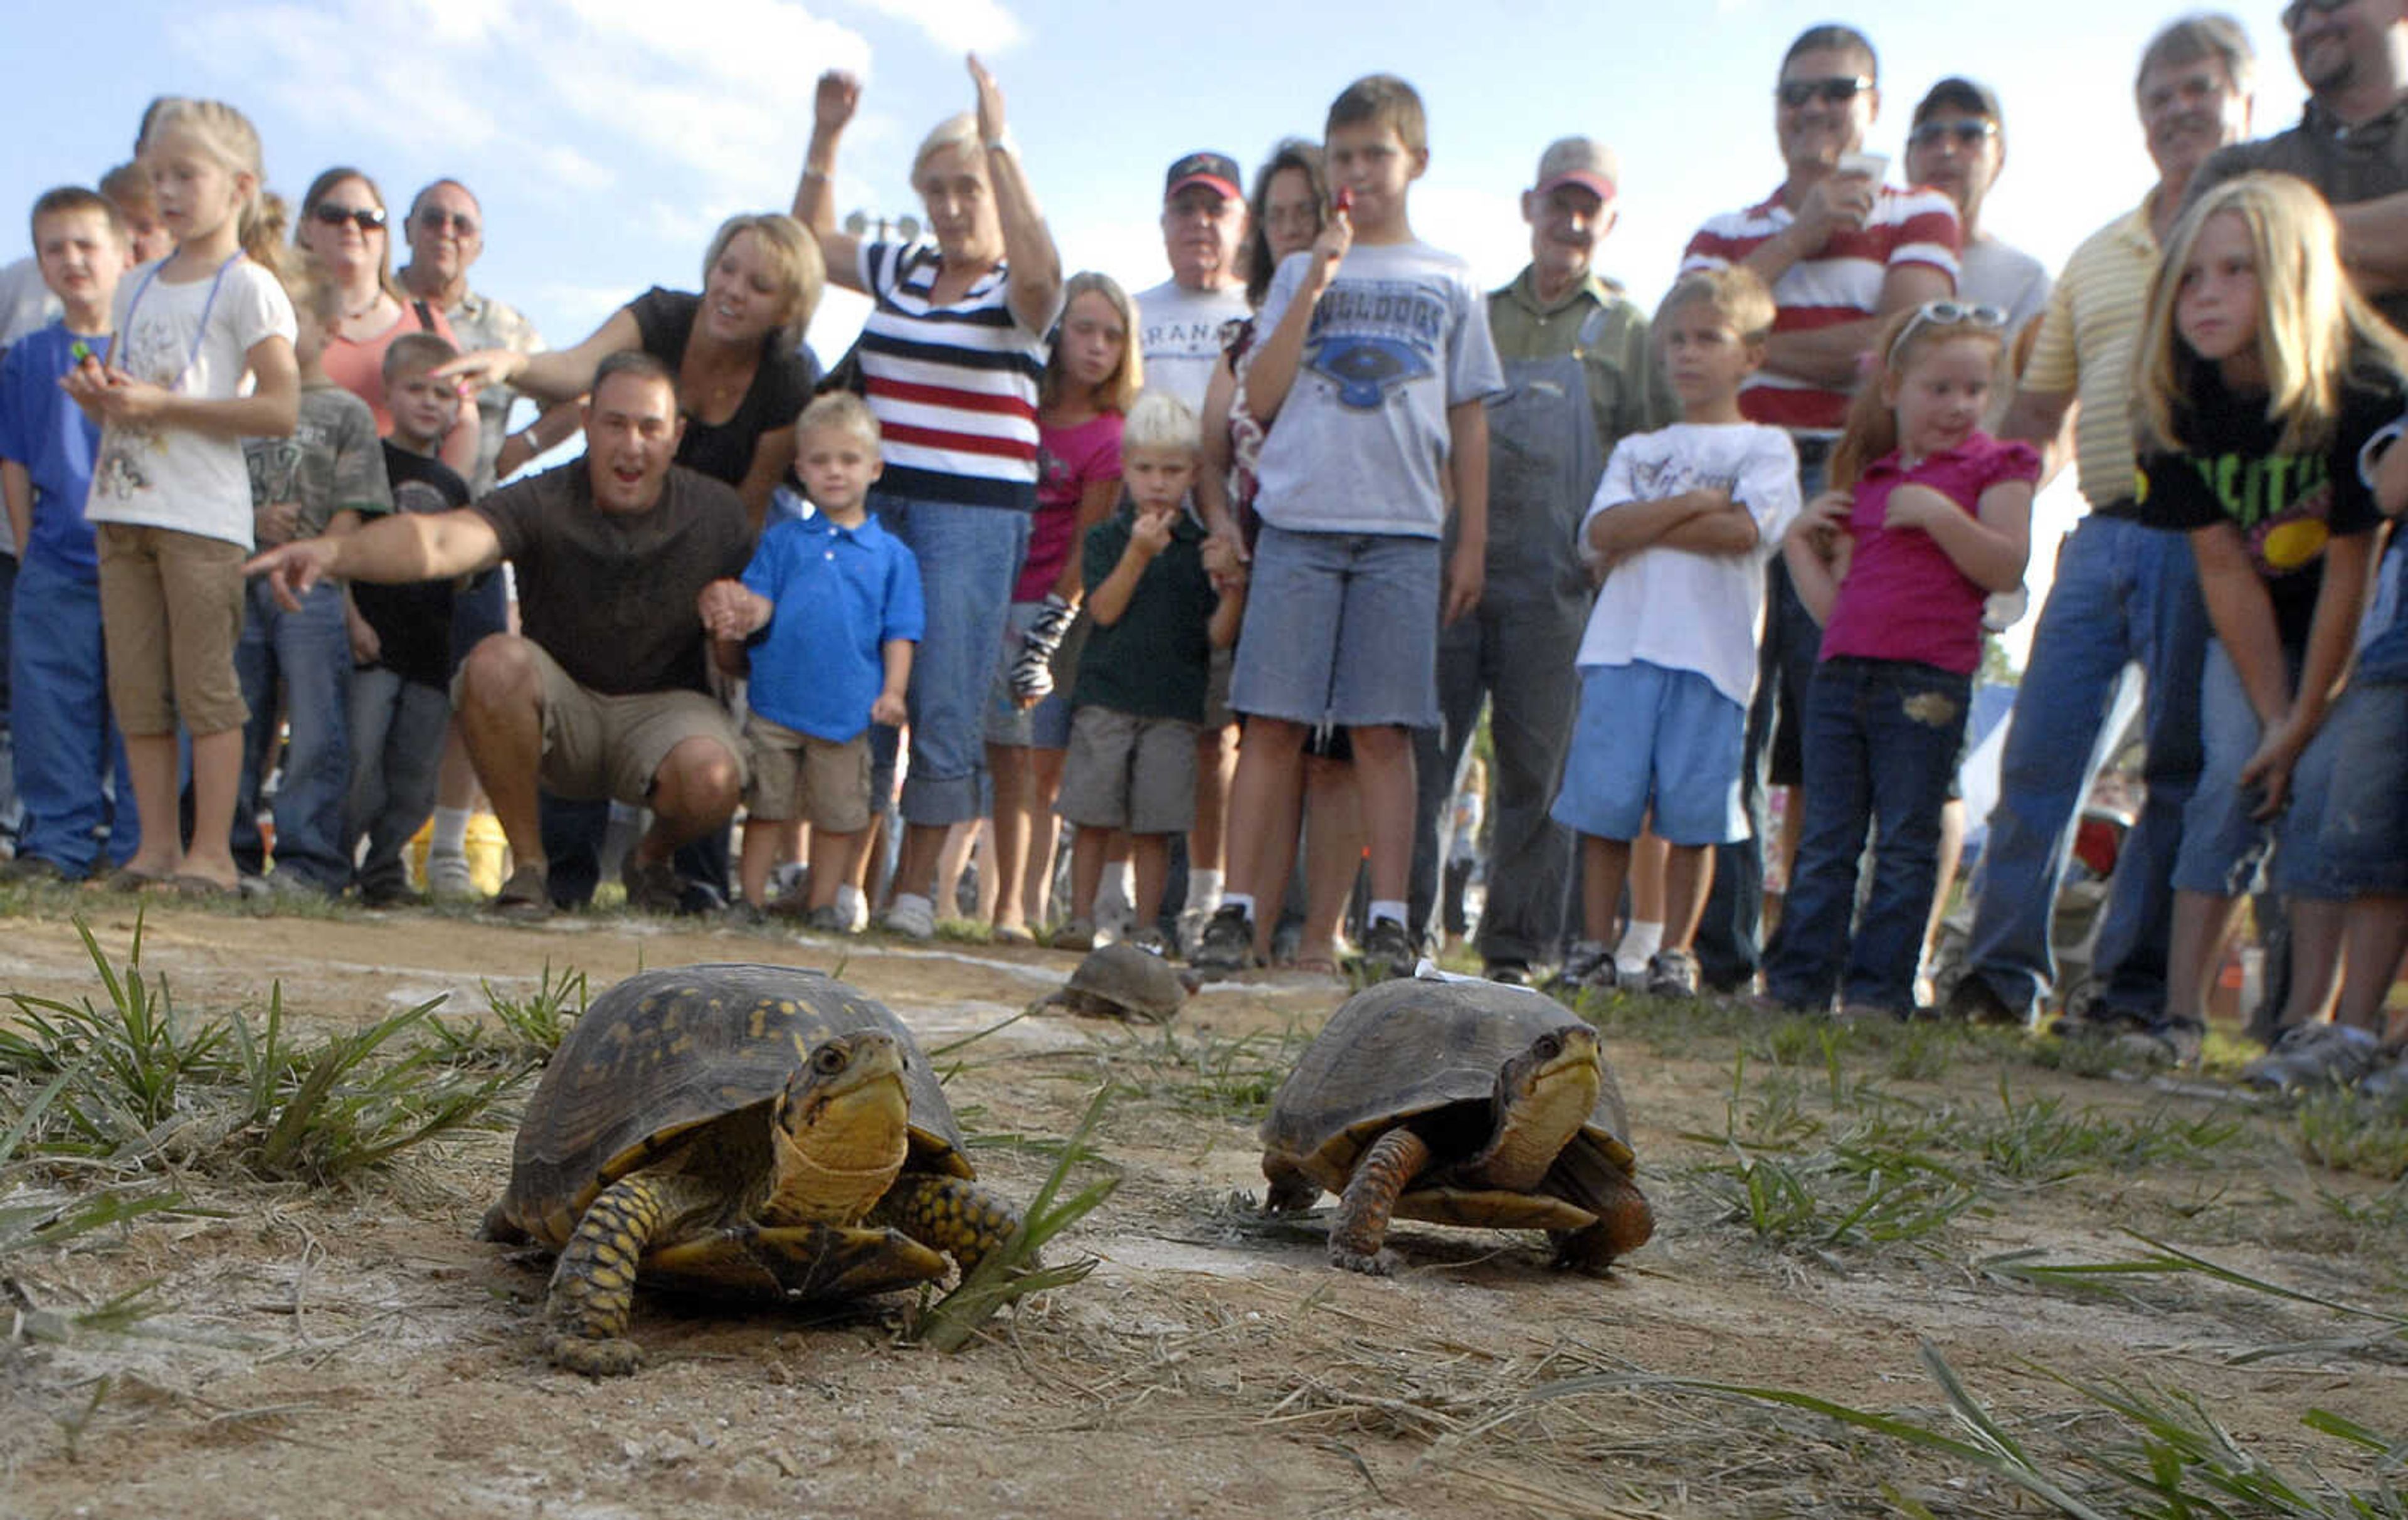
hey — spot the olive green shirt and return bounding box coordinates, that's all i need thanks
[1486,268,1674,457]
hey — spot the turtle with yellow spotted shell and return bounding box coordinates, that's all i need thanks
[482,964,1020,1376]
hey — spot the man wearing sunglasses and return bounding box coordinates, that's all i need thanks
[1904,79,2049,336]
[1679,23,1963,993]
[2186,0,2408,322]
[1944,17,2256,1035]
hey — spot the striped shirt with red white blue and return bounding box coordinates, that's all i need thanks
[1681,184,1960,436]
[855,241,1050,511]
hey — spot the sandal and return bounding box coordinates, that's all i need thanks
[97,866,170,894]
[168,873,236,898]
[486,863,554,922]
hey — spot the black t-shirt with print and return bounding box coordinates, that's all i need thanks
[352,443,471,690]
[626,287,811,488]
[2136,362,2398,651]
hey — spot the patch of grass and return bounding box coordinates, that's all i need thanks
[1097,1018,1314,1122]
[0,914,526,1184]
[1691,1143,1982,1253]
[426,963,588,1070]
[909,1083,1117,1352]
[2294,1088,2408,1181]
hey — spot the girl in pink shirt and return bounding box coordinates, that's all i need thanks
[1763,300,2039,1018]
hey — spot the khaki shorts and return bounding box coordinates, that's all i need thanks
[742,714,872,831]
[455,640,744,806]
[1054,704,1199,835]
[97,522,249,736]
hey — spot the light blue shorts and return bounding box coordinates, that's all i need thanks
[2318,679,2408,895]
[1550,661,1748,847]
[984,599,1074,751]
[1228,523,1440,728]
[2173,641,2344,899]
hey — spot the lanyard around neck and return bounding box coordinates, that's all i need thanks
[117,251,243,394]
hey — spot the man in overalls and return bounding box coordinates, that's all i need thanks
[1407,137,1671,983]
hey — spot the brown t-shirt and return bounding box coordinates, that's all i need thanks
[475,462,754,697]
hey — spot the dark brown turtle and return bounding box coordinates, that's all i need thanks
[1033,941,1196,1021]
[1259,976,1652,1275]
[481,964,1020,1375]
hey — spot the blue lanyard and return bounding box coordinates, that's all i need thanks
[117,251,242,393]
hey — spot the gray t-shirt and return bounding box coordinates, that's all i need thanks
[1131,278,1247,416]
[1958,235,2051,339]
[1250,241,1508,538]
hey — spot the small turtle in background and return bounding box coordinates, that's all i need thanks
[1032,941,1198,1023]
[482,964,1023,1376]
[1259,973,1652,1275]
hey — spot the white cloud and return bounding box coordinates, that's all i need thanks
[842,0,1022,54]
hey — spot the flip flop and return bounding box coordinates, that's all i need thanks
[485,863,555,922]
[169,873,236,898]
[97,866,170,894]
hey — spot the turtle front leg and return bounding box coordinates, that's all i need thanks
[1551,1174,1656,1278]
[874,1174,1023,1276]
[1262,1154,1320,1215]
[1329,1127,1431,1276]
[542,1175,668,1376]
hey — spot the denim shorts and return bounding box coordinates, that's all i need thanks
[984,599,1074,751]
[2173,640,2344,899]
[2317,679,2408,894]
[1551,661,1747,847]
[1228,523,1440,728]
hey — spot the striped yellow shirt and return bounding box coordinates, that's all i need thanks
[2019,195,2159,509]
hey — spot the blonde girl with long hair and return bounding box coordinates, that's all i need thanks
[2125,171,2408,1068]
[66,97,299,895]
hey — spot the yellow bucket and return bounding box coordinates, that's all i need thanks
[406,813,511,896]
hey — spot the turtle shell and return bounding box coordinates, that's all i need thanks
[1261,976,1636,1203]
[492,964,969,1250]
[1043,942,1188,1021]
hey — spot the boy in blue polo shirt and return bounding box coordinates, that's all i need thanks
[703,393,922,931]
[0,187,137,882]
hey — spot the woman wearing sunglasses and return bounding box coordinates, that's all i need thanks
[296,167,478,478]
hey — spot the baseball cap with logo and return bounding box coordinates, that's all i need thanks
[1533,138,1621,201]
[1164,152,1243,204]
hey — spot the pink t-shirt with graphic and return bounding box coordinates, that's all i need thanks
[1819,431,2041,675]
[1017,410,1122,603]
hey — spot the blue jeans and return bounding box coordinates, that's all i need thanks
[1765,657,1973,1012]
[875,492,1029,826]
[1697,453,1829,990]
[347,666,449,897]
[10,552,135,873]
[232,578,351,892]
[1962,515,2204,1017]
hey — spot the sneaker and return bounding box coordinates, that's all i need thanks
[1191,904,1259,973]
[1551,939,1613,993]
[1050,917,1099,953]
[486,862,554,922]
[1175,904,1215,959]
[2110,1016,2204,1070]
[1643,948,1701,1000]
[726,900,769,927]
[358,878,426,909]
[1484,958,1532,986]
[2241,1023,2381,1091]
[1352,917,1416,985]
[423,848,475,900]
[835,884,869,934]
[2358,1047,2408,1102]
[1941,975,2025,1028]
[2046,1002,2152,1041]
[621,855,684,915]
[805,902,857,936]
[1129,926,1170,956]
[1837,1001,1907,1026]
[879,892,937,941]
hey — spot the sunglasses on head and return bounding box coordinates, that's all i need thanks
[417,209,478,235]
[1909,119,1999,149]
[310,203,387,233]
[2281,0,2351,29]
[1777,75,1874,108]
[1888,299,2008,364]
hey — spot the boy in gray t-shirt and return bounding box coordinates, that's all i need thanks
[1195,73,1506,983]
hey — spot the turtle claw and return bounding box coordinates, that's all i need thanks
[544,1331,644,1377]
[1329,1245,1397,1277]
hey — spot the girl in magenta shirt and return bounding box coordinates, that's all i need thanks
[985,271,1139,942]
[1763,300,2039,1018]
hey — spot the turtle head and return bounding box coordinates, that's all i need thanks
[1471,1025,1605,1191]
[763,1031,913,1225]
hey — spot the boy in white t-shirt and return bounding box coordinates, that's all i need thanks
[1551,267,1798,997]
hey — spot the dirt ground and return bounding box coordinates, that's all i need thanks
[2,895,2404,1519]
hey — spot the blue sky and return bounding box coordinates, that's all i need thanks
[3,0,2307,658]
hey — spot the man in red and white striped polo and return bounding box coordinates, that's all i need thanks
[1676,23,1962,992]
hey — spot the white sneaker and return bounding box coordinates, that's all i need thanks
[836,884,869,934]
[424,849,475,899]
[880,892,936,941]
